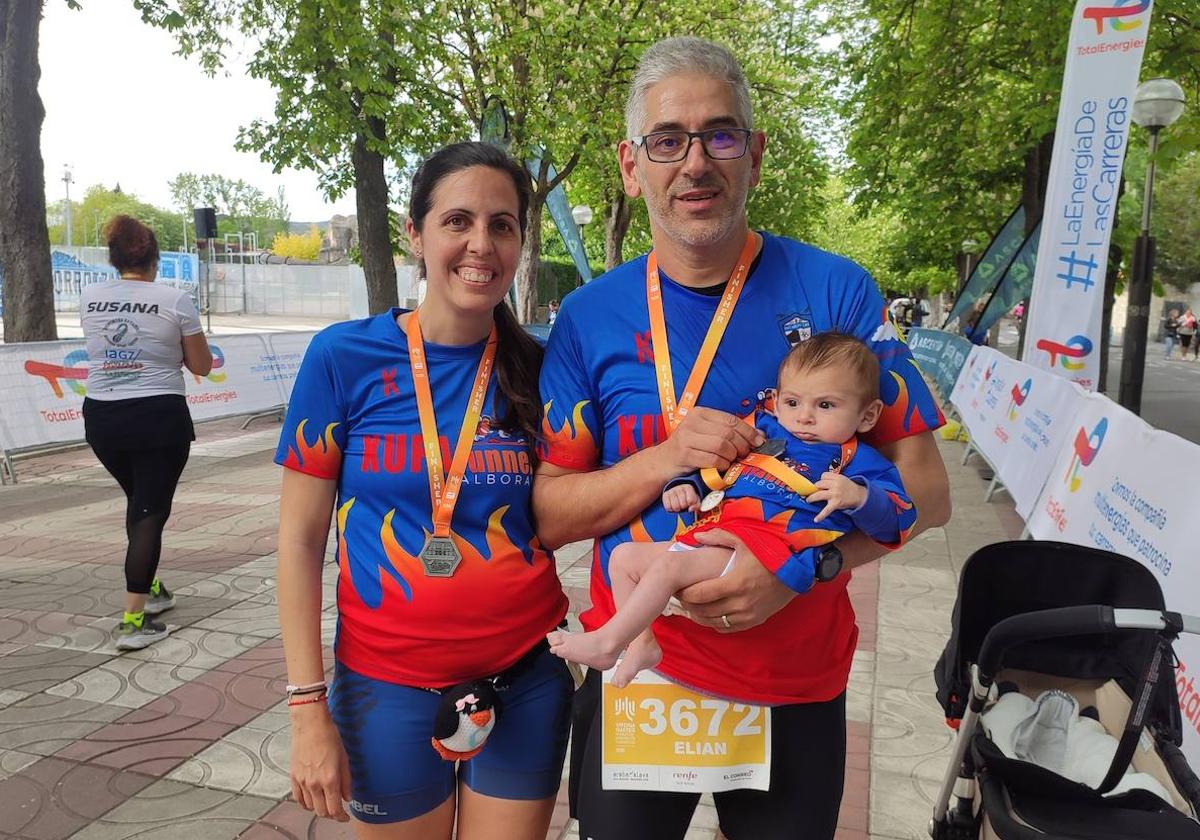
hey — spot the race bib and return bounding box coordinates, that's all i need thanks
[601,668,771,792]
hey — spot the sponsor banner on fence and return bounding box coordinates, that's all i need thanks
[264,332,317,402]
[907,328,973,401]
[1027,393,1200,762]
[0,334,300,452]
[1021,0,1154,389]
[951,346,1087,518]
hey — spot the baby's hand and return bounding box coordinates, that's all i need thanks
[807,472,867,523]
[663,484,701,513]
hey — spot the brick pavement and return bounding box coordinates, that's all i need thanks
[0,418,1022,839]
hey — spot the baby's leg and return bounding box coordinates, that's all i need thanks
[548,543,732,675]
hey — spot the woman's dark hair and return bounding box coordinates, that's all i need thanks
[408,142,544,447]
[103,215,160,274]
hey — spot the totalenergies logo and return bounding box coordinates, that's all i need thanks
[1007,378,1032,421]
[1064,417,1108,492]
[24,349,89,398]
[193,344,227,384]
[1082,0,1150,34]
[1036,334,1093,371]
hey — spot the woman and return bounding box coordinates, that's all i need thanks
[276,142,570,839]
[1178,309,1197,361]
[80,215,213,651]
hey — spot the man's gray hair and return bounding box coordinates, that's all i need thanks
[624,37,753,138]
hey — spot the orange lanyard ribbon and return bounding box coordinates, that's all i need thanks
[646,230,760,430]
[407,311,497,538]
[704,438,858,499]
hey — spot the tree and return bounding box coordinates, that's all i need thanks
[272,226,322,261]
[0,0,65,342]
[136,1,445,315]
[168,172,289,247]
[50,184,190,251]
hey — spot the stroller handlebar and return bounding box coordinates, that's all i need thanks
[977,606,1199,683]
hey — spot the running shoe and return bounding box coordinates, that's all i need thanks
[115,616,170,651]
[144,580,176,615]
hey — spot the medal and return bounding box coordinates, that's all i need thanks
[420,535,463,577]
[752,438,787,458]
[408,311,497,577]
[699,490,725,512]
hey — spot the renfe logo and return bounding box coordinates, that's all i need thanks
[1007,378,1032,421]
[1036,334,1093,371]
[1065,417,1108,492]
[1082,0,1150,34]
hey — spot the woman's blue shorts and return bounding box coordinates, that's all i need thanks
[327,649,573,824]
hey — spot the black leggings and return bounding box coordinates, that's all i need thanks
[569,668,846,840]
[90,443,191,594]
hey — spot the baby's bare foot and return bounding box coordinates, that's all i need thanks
[612,636,662,688]
[548,629,621,671]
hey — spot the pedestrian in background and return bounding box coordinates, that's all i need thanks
[1178,309,1197,361]
[80,215,213,650]
[1163,309,1181,359]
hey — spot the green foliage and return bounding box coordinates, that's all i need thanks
[837,0,1200,281]
[49,184,189,251]
[1151,150,1200,291]
[169,172,289,246]
[271,226,322,261]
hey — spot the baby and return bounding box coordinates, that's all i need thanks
[548,332,916,686]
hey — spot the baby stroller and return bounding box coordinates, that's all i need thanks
[931,541,1200,839]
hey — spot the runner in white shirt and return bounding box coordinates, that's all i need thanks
[79,215,213,651]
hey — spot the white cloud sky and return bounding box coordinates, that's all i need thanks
[38,2,357,224]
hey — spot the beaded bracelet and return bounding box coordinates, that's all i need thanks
[287,691,328,708]
[285,681,327,696]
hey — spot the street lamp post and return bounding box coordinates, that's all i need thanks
[1118,78,1186,414]
[61,166,74,247]
[960,238,978,289]
[571,204,593,286]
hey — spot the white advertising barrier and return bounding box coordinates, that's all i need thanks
[1021,0,1154,390]
[0,334,295,453]
[1027,393,1200,764]
[264,332,318,402]
[951,346,1088,518]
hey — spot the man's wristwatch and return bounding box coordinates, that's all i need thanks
[814,545,844,583]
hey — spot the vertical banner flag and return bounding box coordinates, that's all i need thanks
[944,205,1026,331]
[1021,0,1154,389]
[972,223,1041,339]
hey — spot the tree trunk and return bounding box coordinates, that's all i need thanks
[605,190,632,271]
[514,195,545,324]
[351,127,397,314]
[0,0,56,342]
[1021,132,1054,235]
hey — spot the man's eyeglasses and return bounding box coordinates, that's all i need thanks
[631,128,752,163]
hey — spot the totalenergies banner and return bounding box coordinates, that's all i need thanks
[1021,0,1154,389]
[1027,393,1200,762]
[0,333,314,454]
[951,346,1088,518]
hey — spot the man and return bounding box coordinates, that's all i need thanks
[534,37,951,840]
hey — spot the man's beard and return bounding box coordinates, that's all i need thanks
[641,172,750,249]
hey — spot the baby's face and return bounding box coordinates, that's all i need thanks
[775,366,880,444]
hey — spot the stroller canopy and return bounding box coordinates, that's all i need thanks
[934,541,1183,744]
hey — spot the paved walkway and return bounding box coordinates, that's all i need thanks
[0,419,1022,839]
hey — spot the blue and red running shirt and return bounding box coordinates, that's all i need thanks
[539,232,943,705]
[276,310,566,688]
[670,412,917,588]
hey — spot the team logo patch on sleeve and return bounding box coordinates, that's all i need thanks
[778,312,812,346]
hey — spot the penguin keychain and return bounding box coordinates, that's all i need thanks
[430,680,501,761]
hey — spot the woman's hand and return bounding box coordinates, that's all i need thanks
[289,703,351,822]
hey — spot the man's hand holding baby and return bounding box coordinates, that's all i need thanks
[807,472,867,523]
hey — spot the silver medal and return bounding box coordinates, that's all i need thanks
[699,490,725,512]
[420,535,462,577]
[753,438,787,458]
